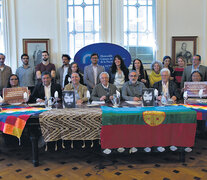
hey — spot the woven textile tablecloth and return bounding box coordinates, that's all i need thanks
[39,108,102,142]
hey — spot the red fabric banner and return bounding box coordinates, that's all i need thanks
[101,123,196,149]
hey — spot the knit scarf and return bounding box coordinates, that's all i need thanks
[149,70,161,87]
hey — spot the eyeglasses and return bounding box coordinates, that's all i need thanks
[130,75,137,77]
[10,78,18,80]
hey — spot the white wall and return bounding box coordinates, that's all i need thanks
[5,0,207,72]
[157,0,207,65]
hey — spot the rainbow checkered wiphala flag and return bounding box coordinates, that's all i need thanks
[0,106,47,139]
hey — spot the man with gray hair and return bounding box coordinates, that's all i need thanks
[0,53,12,95]
[122,70,146,101]
[153,68,180,102]
[91,72,117,101]
[64,72,88,104]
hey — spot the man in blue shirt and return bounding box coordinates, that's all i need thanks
[16,54,35,92]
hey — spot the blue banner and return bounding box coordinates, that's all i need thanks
[74,43,131,73]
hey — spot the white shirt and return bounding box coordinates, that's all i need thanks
[92,65,98,85]
[62,66,69,87]
[102,83,109,89]
[114,71,125,89]
[162,81,169,97]
[44,83,51,100]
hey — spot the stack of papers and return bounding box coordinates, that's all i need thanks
[125,101,142,105]
[91,101,105,104]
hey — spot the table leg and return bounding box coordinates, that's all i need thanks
[179,150,185,163]
[30,136,39,167]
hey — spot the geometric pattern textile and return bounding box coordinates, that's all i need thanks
[0,106,47,139]
[39,108,102,142]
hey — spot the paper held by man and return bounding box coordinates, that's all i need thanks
[3,87,29,105]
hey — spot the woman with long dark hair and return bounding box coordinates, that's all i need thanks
[163,56,174,80]
[64,62,84,86]
[109,55,129,90]
[7,74,19,88]
[132,58,149,87]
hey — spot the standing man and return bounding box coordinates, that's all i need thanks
[56,54,72,88]
[16,54,35,92]
[0,53,12,95]
[35,51,56,82]
[181,54,207,88]
[84,53,105,92]
[122,70,146,101]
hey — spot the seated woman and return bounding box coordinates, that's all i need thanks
[163,56,174,80]
[64,72,88,104]
[132,58,149,87]
[64,62,84,86]
[153,68,180,102]
[7,74,19,88]
[190,71,203,82]
[149,60,162,87]
[174,56,185,88]
[189,71,205,133]
[109,55,129,90]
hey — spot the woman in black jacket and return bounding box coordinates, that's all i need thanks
[132,58,149,87]
[64,62,84,86]
[109,55,129,90]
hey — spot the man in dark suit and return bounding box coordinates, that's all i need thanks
[153,68,180,102]
[29,71,62,103]
[181,54,207,88]
[84,53,105,92]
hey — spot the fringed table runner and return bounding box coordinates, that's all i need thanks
[39,108,102,142]
[101,106,197,149]
[182,103,207,120]
[0,106,47,139]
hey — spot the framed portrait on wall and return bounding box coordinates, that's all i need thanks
[23,39,50,68]
[172,36,197,66]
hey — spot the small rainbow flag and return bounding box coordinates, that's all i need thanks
[0,106,47,139]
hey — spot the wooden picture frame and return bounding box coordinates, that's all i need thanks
[172,36,197,66]
[23,39,50,68]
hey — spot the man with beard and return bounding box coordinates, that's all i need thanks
[0,53,12,95]
[56,54,72,88]
[122,70,146,101]
[16,54,35,92]
[35,51,56,82]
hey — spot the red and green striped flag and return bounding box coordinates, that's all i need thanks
[101,105,197,149]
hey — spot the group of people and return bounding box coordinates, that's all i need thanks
[0,51,207,105]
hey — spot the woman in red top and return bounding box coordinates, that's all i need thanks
[174,56,185,88]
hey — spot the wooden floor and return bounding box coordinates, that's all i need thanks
[0,137,207,180]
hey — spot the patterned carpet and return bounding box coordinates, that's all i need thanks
[0,136,207,180]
